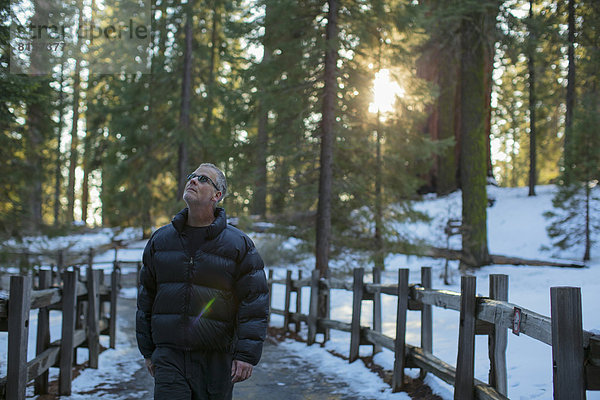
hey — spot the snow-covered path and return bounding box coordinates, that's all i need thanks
[35,293,401,400]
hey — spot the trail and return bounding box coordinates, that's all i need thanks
[56,292,367,399]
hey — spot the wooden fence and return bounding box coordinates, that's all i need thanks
[268,267,600,400]
[0,254,121,400]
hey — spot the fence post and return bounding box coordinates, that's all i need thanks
[373,267,382,355]
[87,268,100,368]
[488,274,508,395]
[6,275,32,400]
[392,268,409,392]
[35,270,52,395]
[110,262,119,348]
[284,270,292,331]
[454,275,476,400]
[349,268,364,363]
[267,269,273,324]
[73,267,82,365]
[551,287,585,400]
[60,269,78,395]
[308,270,319,345]
[296,271,303,333]
[420,267,433,380]
[98,269,106,320]
[136,261,142,289]
[56,250,64,285]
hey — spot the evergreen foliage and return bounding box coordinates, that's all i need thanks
[1,0,598,265]
[544,0,600,261]
[491,0,592,187]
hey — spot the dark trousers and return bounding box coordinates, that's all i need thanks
[152,347,234,400]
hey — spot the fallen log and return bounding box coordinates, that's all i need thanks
[416,246,585,268]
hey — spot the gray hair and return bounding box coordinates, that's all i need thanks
[199,163,227,202]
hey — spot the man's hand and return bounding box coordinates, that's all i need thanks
[145,357,155,377]
[231,359,253,383]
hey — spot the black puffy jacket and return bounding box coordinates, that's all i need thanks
[136,207,269,365]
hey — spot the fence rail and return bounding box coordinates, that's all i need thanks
[268,267,600,400]
[0,258,121,400]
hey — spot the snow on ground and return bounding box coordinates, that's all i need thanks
[0,298,145,399]
[267,185,600,400]
[2,227,141,255]
[279,338,411,400]
[1,185,599,399]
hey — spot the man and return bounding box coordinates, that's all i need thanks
[136,163,269,400]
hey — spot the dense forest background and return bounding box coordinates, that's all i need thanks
[1,0,599,265]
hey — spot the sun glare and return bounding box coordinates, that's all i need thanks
[369,69,404,114]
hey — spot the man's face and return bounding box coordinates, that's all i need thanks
[183,166,221,207]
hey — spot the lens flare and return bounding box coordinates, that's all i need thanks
[193,297,216,324]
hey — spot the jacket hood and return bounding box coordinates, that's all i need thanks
[171,207,227,240]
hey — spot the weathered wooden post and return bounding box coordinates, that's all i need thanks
[110,262,119,348]
[60,269,78,396]
[136,261,142,289]
[488,274,508,395]
[349,268,364,363]
[87,268,100,368]
[98,269,106,320]
[420,267,433,379]
[267,269,274,324]
[373,266,382,355]
[392,268,409,392]
[296,270,303,333]
[283,270,292,331]
[35,270,52,395]
[551,287,585,400]
[56,249,64,285]
[454,275,477,400]
[6,275,32,400]
[307,270,319,345]
[72,266,82,365]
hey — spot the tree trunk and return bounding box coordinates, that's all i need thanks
[436,48,459,195]
[584,183,590,261]
[564,0,575,172]
[528,0,537,196]
[374,41,384,268]
[24,0,51,232]
[25,98,44,232]
[253,103,269,217]
[416,0,461,195]
[271,156,289,215]
[484,1,500,182]
[81,131,90,225]
[484,45,494,181]
[459,7,491,268]
[316,0,338,278]
[177,1,193,200]
[54,58,65,226]
[315,0,339,334]
[67,6,83,224]
[252,3,272,218]
[374,112,384,268]
[203,3,219,135]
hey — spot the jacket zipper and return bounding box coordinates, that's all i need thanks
[179,234,194,350]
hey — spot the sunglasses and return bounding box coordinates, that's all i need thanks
[186,173,220,192]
